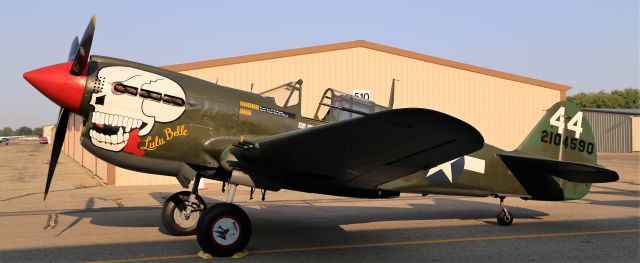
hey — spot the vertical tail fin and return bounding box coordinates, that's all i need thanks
[511,101,610,200]
[516,101,597,164]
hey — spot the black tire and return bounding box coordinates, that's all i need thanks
[196,203,251,257]
[497,209,513,226]
[161,191,207,236]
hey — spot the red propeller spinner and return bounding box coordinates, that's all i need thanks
[23,62,87,113]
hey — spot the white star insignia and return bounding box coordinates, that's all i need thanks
[426,159,456,183]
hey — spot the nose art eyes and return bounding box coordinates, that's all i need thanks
[95,95,106,105]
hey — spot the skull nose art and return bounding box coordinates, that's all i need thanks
[23,62,87,112]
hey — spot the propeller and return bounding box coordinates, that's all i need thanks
[44,109,70,200]
[68,36,80,62]
[42,15,96,200]
[70,15,96,75]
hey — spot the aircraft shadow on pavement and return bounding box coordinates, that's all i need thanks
[580,199,640,209]
[589,190,640,198]
[56,183,639,238]
[2,217,639,263]
[583,185,640,208]
[59,192,548,236]
[590,185,640,198]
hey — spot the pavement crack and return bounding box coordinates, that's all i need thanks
[0,185,102,202]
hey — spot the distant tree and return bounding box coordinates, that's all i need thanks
[33,127,43,137]
[611,88,640,108]
[1,127,14,136]
[568,88,639,108]
[15,126,33,136]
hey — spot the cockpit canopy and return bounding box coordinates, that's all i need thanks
[260,79,302,108]
[314,88,389,122]
[257,79,392,123]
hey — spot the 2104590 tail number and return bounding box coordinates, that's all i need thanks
[540,130,594,154]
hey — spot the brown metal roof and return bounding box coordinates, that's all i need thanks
[163,40,571,93]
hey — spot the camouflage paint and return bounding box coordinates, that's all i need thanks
[381,101,602,201]
[76,56,611,201]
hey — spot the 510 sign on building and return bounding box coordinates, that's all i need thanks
[353,90,371,101]
[541,107,594,154]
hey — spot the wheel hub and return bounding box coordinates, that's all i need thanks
[212,217,240,246]
[173,202,200,228]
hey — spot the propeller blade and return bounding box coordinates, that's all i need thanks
[68,36,80,62]
[44,108,70,201]
[70,15,96,75]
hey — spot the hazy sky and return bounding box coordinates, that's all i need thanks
[1,0,637,128]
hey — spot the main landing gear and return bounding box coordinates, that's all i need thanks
[496,196,513,226]
[196,183,251,257]
[162,174,207,236]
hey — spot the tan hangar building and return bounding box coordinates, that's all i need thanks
[61,40,570,186]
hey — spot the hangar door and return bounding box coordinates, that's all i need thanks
[584,111,632,153]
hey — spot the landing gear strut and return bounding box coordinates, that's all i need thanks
[496,196,513,226]
[161,174,207,236]
[197,183,251,257]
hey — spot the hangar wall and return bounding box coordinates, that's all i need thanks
[584,111,632,152]
[583,109,640,153]
[62,114,111,184]
[61,40,570,186]
[633,116,640,152]
[42,125,55,143]
[170,41,567,149]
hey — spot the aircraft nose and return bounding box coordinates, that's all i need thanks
[23,62,87,113]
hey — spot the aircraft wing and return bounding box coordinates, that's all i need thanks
[226,108,484,189]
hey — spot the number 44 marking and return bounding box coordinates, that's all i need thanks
[549,106,583,138]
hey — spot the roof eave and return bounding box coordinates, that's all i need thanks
[162,40,571,93]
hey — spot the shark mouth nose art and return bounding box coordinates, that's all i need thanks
[89,111,147,151]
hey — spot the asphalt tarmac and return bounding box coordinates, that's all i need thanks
[0,141,638,262]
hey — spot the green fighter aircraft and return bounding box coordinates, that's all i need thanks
[23,17,618,257]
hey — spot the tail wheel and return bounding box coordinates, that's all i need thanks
[162,191,206,236]
[196,203,251,257]
[497,208,513,226]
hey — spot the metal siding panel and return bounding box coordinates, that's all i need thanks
[73,114,83,162]
[585,111,632,153]
[114,167,177,186]
[65,115,72,155]
[633,116,640,152]
[82,148,96,174]
[96,158,108,183]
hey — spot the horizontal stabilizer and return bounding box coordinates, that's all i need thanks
[499,152,618,183]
